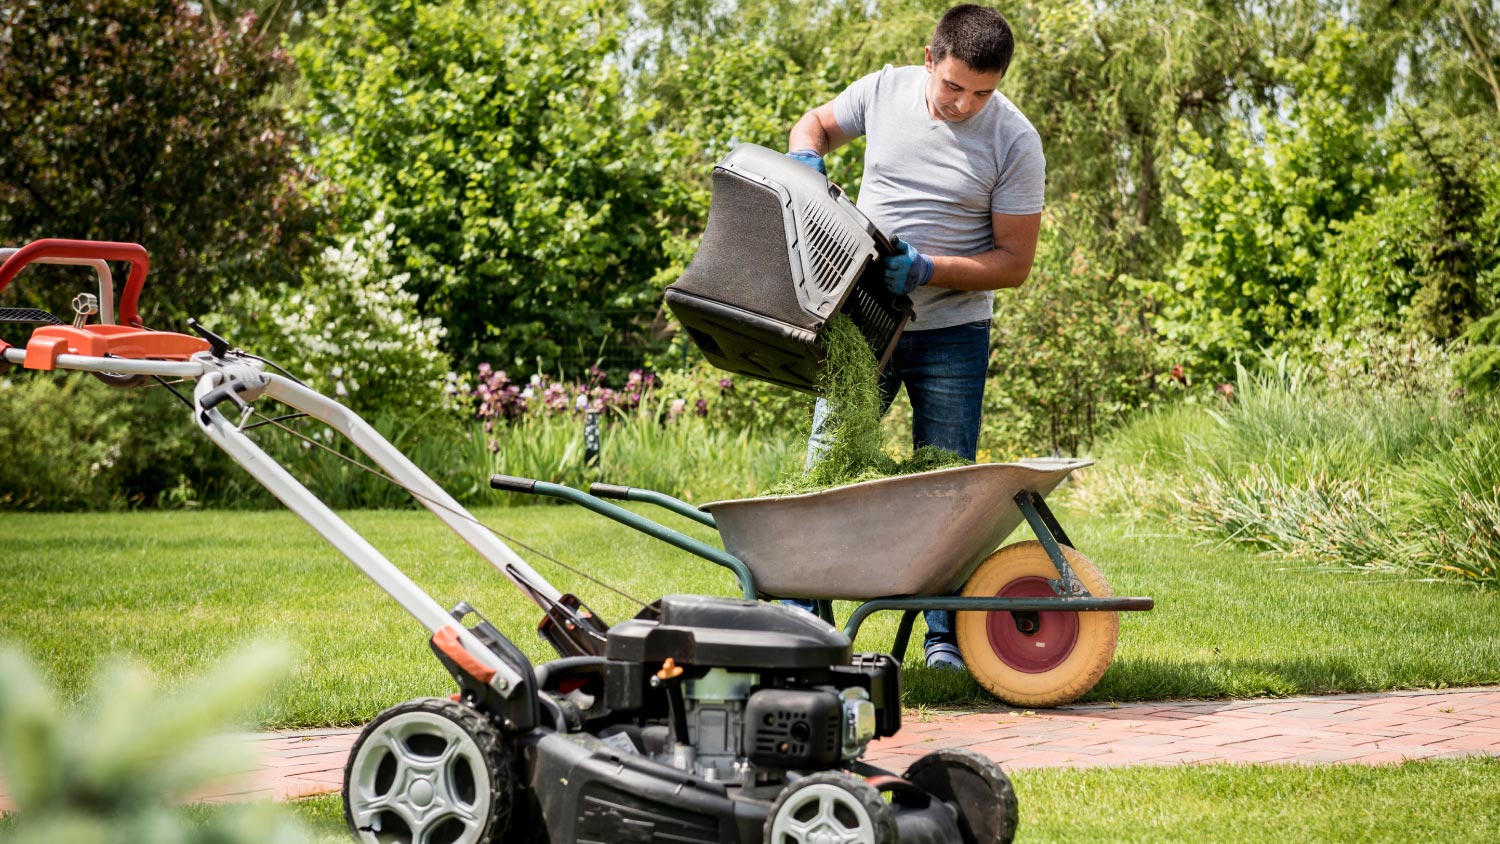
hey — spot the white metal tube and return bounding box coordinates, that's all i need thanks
[192,373,526,697]
[0,346,202,377]
[259,375,564,605]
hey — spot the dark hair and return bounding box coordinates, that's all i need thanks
[929,5,1014,75]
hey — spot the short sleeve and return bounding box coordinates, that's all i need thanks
[832,66,891,138]
[992,128,1046,216]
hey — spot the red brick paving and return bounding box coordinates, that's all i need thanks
[1,686,1496,809]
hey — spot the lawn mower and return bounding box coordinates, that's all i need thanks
[1,236,1020,844]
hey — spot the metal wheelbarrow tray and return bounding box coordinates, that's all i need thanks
[494,461,1153,710]
[704,459,1089,599]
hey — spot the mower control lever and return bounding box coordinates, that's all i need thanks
[200,379,255,413]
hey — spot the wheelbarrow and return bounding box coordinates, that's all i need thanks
[491,460,1154,708]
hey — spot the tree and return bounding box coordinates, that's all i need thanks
[1142,24,1405,381]
[295,0,670,371]
[0,0,321,327]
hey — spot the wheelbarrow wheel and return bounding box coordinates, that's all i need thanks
[764,771,897,844]
[956,540,1118,708]
[343,697,515,844]
[904,748,1018,844]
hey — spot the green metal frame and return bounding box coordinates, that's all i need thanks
[498,479,1153,663]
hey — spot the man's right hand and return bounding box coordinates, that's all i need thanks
[786,148,827,175]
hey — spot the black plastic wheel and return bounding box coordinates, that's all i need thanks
[764,771,897,844]
[905,749,1019,844]
[342,698,514,844]
[91,371,149,388]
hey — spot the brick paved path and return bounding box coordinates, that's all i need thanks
[3,687,1498,808]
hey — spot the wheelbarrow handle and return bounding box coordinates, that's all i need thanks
[588,482,631,500]
[489,474,537,494]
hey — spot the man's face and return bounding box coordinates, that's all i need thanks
[923,47,1004,122]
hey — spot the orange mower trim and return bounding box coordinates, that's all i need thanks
[23,324,210,370]
[432,626,498,684]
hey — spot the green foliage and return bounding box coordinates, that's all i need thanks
[652,359,809,434]
[1457,309,1500,397]
[294,0,668,370]
[0,373,235,511]
[985,232,1162,458]
[207,212,458,416]
[0,0,321,326]
[0,643,309,843]
[1076,341,1499,586]
[1144,23,1405,382]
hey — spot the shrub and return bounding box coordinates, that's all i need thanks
[0,372,233,511]
[294,0,667,370]
[986,234,1162,459]
[207,212,458,417]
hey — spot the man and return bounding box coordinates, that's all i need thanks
[785,4,1044,671]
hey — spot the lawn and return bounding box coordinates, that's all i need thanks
[2,498,1496,726]
[284,757,1500,843]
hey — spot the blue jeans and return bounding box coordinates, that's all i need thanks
[798,319,991,649]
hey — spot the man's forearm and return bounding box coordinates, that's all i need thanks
[928,248,1033,291]
[788,110,832,154]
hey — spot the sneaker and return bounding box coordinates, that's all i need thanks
[924,642,967,671]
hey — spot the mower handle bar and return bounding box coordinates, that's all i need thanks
[0,239,148,327]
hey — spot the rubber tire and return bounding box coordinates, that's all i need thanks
[91,371,149,388]
[342,697,514,844]
[905,749,1019,844]
[956,540,1119,708]
[764,771,897,844]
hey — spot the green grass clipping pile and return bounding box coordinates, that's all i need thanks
[766,315,969,496]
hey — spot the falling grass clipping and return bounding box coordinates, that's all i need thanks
[767,315,969,495]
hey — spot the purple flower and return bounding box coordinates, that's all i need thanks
[695,398,709,417]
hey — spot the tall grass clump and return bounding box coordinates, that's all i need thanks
[1075,336,1497,586]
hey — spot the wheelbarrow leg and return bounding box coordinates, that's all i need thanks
[890,609,920,665]
[1014,490,1086,596]
[815,599,837,627]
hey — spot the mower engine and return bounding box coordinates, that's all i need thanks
[601,595,899,786]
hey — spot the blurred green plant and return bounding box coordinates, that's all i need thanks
[0,643,310,844]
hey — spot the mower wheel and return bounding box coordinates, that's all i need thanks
[764,771,897,844]
[343,697,514,844]
[91,371,149,388]
[905,749,1018,844]
[956,540,1119,708]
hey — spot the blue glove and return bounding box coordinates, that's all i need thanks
[883,238,934,295]
[785,148,827,175]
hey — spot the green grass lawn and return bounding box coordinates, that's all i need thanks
[1,499,1497,726]
[284,757,1500,843]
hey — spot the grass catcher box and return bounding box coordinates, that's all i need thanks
[665,143,914,394]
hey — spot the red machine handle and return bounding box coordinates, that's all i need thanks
[0,239,150,327]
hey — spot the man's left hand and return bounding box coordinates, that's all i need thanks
[786,148,827,175]
[883,238,934,295]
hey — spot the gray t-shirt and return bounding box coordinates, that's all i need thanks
[834,64,1045,330]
